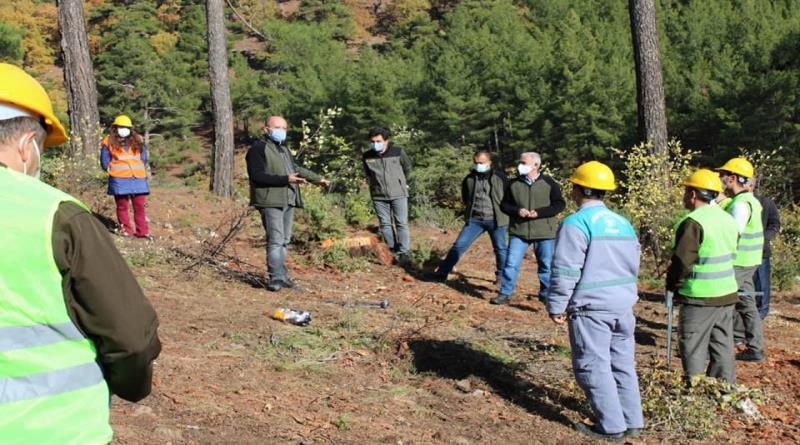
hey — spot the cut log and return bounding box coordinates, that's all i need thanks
[320,234,393,265]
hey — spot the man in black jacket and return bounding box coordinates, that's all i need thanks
[245,116,329,291]
[491,152,565,305]
[432,150,509,282]
[362,127,412,260]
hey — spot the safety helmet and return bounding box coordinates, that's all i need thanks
[0,63,67,147]
[682,169,723,193]
[112,114,133,128]
[569,161,617,191]
[716,157,754,179]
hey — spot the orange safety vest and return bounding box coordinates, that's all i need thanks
[103,135,146,178]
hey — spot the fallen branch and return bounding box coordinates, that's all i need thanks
[226,0,269,42]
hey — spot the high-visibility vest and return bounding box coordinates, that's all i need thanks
[0,168,112,445]
[103,136,146,178]
[676,205,739,298]
[727,192,764,267]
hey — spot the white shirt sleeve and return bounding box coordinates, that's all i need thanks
[730,202,750,234]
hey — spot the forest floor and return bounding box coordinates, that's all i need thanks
[105,185,800,445]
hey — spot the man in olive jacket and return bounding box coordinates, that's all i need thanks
[363,127,412,260]
[432,150,508,282]
[246,116,329,292]
[492,152,565,305]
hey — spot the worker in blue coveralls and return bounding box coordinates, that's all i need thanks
[546,161,643,441]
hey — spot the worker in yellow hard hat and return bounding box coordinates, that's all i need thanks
[716,157,765,361]
[545,161,643,440]
[667,169,739,385]
[100,114,152,238]
[0,63,161,443]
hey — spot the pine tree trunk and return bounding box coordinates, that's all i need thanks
[57,0,100,157]
[629,0,668,155]
[207,0,235,197]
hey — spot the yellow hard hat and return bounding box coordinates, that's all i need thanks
[0,63,67,147]
[569,161,617,191]
[682,169,722,193]
[112,114,133,128]
[716,157,754,178]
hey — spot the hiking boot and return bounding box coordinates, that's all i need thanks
[490,294,512,305]
[736,349,765,362]
[574,423,623,442]
[625,428,642,438]
[267,280,290,292]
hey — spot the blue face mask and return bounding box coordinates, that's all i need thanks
[474,163,490,173]
[371,142,385,152]
[269,128,287,143]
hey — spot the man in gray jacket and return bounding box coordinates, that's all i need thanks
[362,127,412,260]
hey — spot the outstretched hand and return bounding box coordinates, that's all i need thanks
[288,173,307,184]
[319,178,330,187]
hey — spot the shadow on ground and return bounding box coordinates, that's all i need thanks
[409,339,588,426]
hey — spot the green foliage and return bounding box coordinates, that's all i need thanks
[310,242,370,273]
[612,141,695,277]
[406,140,472,228]
[771,205,800,291]
[292,186,346,245]
[0,21,24,64]
[639,368,765,440]
[343,189,374,228]
[90,0,205,136]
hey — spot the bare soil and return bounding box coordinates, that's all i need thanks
[107,185,800,445]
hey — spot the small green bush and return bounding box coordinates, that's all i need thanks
[292,186,346,245]
[343,188,374,227]
[772,204,800,291]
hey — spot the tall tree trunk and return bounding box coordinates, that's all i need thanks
[57,0,100,157]
[629,0,668,155]
[207,0,235,197]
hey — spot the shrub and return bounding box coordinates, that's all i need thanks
[292,185,346,246]
[771,204,800,291]
[612,141,696,278]
[343,188,374,227]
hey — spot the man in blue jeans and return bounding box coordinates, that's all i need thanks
[491,152,565,305]
[432,150,508,282]
[363,127,412,262]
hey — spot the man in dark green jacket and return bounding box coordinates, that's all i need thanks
[492,152,565,305]
[246,116,329,291]
[363,127,412,260]
[432,150,508,282]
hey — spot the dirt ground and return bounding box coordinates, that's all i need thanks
[107,186,800,445]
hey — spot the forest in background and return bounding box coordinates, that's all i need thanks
[1,0,798,182]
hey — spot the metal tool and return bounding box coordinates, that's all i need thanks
[324,298,389,309]
[665,290,674,367]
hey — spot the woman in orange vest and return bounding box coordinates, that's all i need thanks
[100,115,151,238]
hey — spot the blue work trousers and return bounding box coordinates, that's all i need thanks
[436,218,508,279]
[753,257,771,319]
[499,236,553,297]
[568,310,644,435]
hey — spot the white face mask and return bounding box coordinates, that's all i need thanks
[474,163,490,173]
[117,127,131,138]
[21,136,41,179]
[518,163,532,176]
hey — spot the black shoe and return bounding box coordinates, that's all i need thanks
[574,423,624,442]
[625,428,642,438]
[490,294,512,305]
[736,349,765,362]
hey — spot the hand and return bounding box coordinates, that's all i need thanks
[550,314,566,325]
[319,178,330,187]
[529,210,538,219]
[518,208,530,218]
[288,173,307,184]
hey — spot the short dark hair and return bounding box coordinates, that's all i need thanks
[368,126,390,140]
[691,187,718,203]
[0,116,47,147]
[473,149,491,159]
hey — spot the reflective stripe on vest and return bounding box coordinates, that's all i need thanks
[103,135,146,178]
[677,205,739,298]
[728,192,764,267]
[0,167,112,444]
